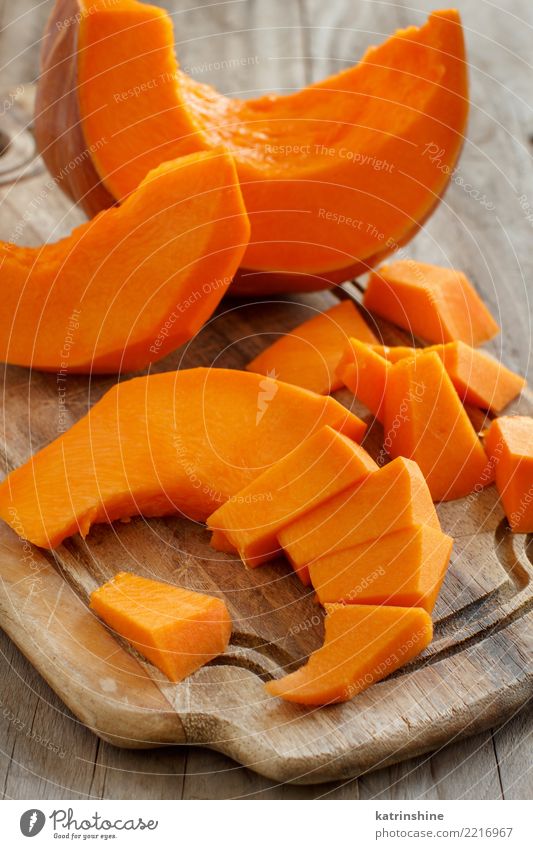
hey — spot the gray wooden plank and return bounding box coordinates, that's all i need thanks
[493,703,533,800]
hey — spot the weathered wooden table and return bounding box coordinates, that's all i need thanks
[0,0,531,799]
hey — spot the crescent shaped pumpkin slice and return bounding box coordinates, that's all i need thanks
[0,151,249,372]
[35,2,468,285]
[90,572,232,682]
[0,368,365,549]
[265,604,433,704]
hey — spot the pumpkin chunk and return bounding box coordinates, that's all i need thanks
[485,416,533,533]
[246,301,377,395]
[336,338,391,420]
[265,603,432,704]
[384,352,493,501]
[36,3,468,286]
[278,457,440,569]
[207,426,377,570]
[364,261,499,345]
[0,368,365,549]
[373,342,525,413]
[0,152,249,372]
[90,572,231,682]
[309,525,453,612]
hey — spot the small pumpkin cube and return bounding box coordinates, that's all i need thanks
[485,416,533,533]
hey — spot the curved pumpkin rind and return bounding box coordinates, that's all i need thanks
[0,151,250,373]
[0,368,365,549]
[35,1,469,287]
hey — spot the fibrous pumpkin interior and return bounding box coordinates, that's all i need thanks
[36,1,468,287]
[0,368,365,549]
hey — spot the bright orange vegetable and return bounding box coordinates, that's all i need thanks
[309,525,452,612]
[90,572,231,682]
[336,338,391,420]
[278,457,440,570]
[36,3,468,288]
[0,368,365,549]
[484,416,533,533]
[265,603,432,704]
[207,426,377,571]
[384,352,493,501]
[373,342,525,413]
[364,261,500,345]
[246,301,378,395]
[0,153,249,373]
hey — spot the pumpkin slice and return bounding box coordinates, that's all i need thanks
[364,261,500,345]
[246,301,377,395]
[36,3,468,287]
[207,426,377,571]
[373,342,525,413]
[0,152,249,373]
[265,603,432,704]
[309,525,453,612]
[90,572,231,682]
[278,457,440,570]
[485,416,533,533]
[336,338,391,420]
[384,351,493,501]
[0,368,365,549]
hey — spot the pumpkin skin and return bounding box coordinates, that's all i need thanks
[35,1,469,291]
[0,152,249,373]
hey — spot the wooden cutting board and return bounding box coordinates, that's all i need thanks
[0,87,531,786]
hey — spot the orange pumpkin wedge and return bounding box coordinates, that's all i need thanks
[309,525,453,612]
[265,603,432,704]
[384,351,493,501]
[364,261,500,345]
[207,425,377,570]
[90,572,231,682]
[246,301,378,395]
[278,457,440,570]
[35,3,468,288]
[484,416,533,533]
[373,342,525,413]
[0,368,365,549]
[0,152,249,373]
[336,338,391,420]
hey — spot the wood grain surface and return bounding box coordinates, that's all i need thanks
[0,0,532,798]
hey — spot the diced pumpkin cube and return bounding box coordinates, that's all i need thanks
[384,351,493,501]
[90,572,232,683]
[265,603,432,704]
[364,260,499,345]
[278,457,440,569]
[485,416,533,533]
[336,338,391,421]
[309,524,453,612]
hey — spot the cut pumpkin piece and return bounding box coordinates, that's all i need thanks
[90,572,231,682]
[384,351,493,501]
[309,525,453,612]
[278,457,440,570]
[207,425,377,571]
[373,342,525,413]
[364,261,500,345]
[0,368,365,549]
[484,416,533,533]
[265,603,432,704]
[35,3,468,287]
[0,152,249,373]
[246,301,378,395]
[336,338,391,421]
